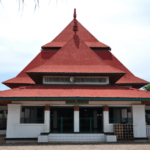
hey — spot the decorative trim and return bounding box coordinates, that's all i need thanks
[74,106,79,111]
[27,72,125,75]
[103,106,109,111]
[116,83,148,85]
[66,101,89,105]
[91,47,111,50]
[142,101,150,105]
[1,97,150,101]
[45,106,50,111]
[42,47,61,50]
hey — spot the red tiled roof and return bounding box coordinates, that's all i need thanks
[2,21,148,88]
[3,77,34,84]
[94,50,148,84]
[0,85,150,99]
[2,50,58,86]
[42,19,110,48]
[27,34,124,74]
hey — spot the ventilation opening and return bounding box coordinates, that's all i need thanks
[43,76,109,85]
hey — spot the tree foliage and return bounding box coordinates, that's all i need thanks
[143,84,150,91]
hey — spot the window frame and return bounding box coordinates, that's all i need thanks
[20,106,44,124]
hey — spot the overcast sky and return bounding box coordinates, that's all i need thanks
[0,0,150,91]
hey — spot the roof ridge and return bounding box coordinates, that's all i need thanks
[42,19,110,48]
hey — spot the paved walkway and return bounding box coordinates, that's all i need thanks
[0,145,150,150]
[1,135,150,150]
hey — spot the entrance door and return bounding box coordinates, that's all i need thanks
[79,107,103,133]
[50,107,74,133]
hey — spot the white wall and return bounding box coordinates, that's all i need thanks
[6,104,21,138]
[6,104,45,138]
[132,105,146,138]
[14,124,44,138]
[108,124,114,133]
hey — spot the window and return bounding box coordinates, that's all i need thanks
[21,106,44,123]
[109,107,132,124]
[43,76,109,85]
[145,110,150,125]
[0,110,7,130]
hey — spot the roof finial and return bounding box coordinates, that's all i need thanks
[73,8,78,33]
[74,8,76,19]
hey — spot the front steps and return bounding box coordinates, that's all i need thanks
[48,133,105,142]
[38,133,117,143]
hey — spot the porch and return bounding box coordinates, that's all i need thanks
[3,103,148,142]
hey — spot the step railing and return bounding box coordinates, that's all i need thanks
[50,117,103,133]
[50,117,74,133]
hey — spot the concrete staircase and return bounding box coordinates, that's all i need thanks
[48,133,105,142]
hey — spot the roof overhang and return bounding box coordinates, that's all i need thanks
[27,72,125,84]
[116,83,149,89]
[0,97,150,101]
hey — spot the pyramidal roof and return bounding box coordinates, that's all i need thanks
[2,9,149,88]
[27,34,124,74]
[42,19,110,49]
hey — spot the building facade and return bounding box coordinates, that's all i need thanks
[0,9,150,143]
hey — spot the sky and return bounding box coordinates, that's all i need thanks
[0,0,150,91]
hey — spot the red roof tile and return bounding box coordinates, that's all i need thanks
[3,50,58,87]
[0,85,150,99]
[2,19,148,88]
[27,34,124,74]
[3,77,34,84]
[94,50,148,84]
[42,19,110,48]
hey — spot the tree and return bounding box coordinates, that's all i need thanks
[143,84,150,91]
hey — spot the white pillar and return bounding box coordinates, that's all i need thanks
[103,106,109,133]
[93,110,97,128]
[6,104,21,138]
[74,106,79,132]
[44,106,50,133]
[132,105,146,138]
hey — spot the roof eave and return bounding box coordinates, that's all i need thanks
[26,72,125,75]
[0,97,150,101]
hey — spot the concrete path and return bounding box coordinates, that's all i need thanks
[0,145,150,150]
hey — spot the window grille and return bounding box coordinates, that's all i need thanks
[43,76,109,85]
